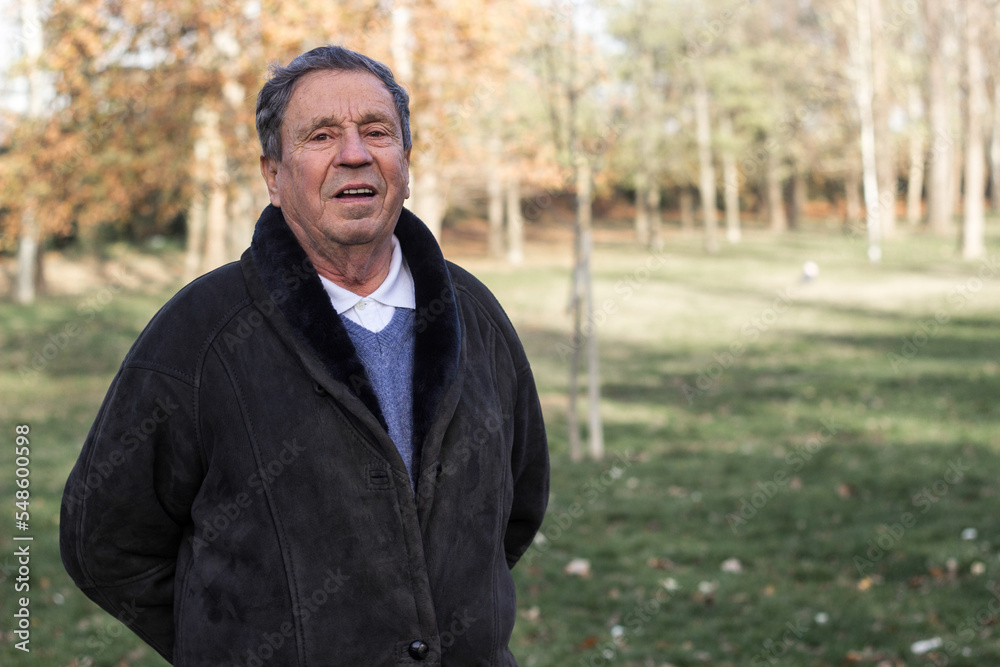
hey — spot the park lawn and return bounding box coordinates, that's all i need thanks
[2,224,999,666]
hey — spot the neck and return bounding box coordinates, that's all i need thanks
[310,238,393,297]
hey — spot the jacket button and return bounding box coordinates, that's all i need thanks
[313,382,327,396]
[408,640,429,660]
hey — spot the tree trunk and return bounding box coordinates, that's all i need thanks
[202,165,229,271]
[962,0,986,259]
[991,76,1000,212]
[845,163,863,232]
[15,213,39,304]
[679,187,694,232]
[952,131,964,223]
[635,48,654,247]
[228,176,257,257]
[925,0,956,235]
[694,67,719,253]
[411,170,445,241]
[185,105,230,278]
[391,1,415,83]
[487,134,504,259]
[720,115,741,243]
[906,83,925,225]
[634,172,650,246]
[766,151,787,232]
[648,184,663,250]
[575,157,603,460]
[856,0,882,261]
[788,169,806,230]
[15,0,46,304]
[567,273,582,462]
[567,165,583,462]
[506,178,524,265]
[184,184,207,283]
[870,0,896,240]
[223,77,258,256]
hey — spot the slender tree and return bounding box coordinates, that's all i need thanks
[962,0,986,259]
[693,61,719,253]
[13,0,48,303]
[854,0,883,262]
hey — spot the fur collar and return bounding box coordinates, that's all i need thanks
[249,204,461,457]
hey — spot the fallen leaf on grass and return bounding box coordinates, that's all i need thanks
[910,637,942,655]
[647,557,675,570]
[564,558,592,578]
[720,557,742,573]
[520,606,541,621]
[659,577,681,592]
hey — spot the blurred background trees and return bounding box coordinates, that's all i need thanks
[1,0,998,303]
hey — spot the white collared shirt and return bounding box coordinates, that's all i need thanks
[318,235,415,333]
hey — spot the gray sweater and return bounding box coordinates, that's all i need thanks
[342,308,417,486]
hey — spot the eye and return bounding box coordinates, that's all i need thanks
[312,133,330,141]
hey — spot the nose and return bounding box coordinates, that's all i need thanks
[337,127,373,167]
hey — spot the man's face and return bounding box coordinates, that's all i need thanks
[261,69,410,253]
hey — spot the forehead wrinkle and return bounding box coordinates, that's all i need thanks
[283,71,403,148]
[294,110,399,143]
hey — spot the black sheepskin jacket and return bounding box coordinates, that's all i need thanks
[60,205,549,666]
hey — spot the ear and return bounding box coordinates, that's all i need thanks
[260,154,281,207]
[403,147,411,200]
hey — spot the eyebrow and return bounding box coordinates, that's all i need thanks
[295,112,398,141]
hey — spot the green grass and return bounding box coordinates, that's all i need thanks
[3,226,1000,665]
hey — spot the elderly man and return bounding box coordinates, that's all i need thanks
[60,45,549,666]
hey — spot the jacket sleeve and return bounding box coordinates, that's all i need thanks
[60,365,203,663]
[503,361,550,569]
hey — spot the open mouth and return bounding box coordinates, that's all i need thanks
[336,187,376,199]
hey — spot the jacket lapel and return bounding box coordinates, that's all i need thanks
[247,204,462,473]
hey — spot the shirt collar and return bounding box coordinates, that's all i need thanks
[318,235,415,315]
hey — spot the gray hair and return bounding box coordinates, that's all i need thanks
[256,45,411,162]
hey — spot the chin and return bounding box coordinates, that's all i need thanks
[322,220,392,247]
